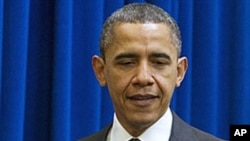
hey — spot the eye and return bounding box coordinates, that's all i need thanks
[117,60,136,67]
[151,59,170,67]
[153,61,165,65]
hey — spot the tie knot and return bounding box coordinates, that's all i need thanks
[129,138,141,141]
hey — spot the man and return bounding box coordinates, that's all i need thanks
[79,3,224,141]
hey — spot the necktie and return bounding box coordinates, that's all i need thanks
[129,138,141,141]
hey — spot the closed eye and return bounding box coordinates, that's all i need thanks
[114,53,138,68]
[150,52,172,67]
[118,60,136,66]
[151,59,171,68]
[153,60,167,65]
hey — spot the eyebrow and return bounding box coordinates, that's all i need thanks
[113,52,172,61]
[150,52,171,60]
[114,53,139,60]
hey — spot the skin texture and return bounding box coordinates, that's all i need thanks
[92,23,188,137]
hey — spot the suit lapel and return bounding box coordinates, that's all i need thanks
[169,111,194,141]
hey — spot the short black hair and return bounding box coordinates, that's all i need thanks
[100,3,181,58]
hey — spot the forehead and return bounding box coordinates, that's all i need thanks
[112,23,171,41]
[106,23,178,60]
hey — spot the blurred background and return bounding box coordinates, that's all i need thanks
[0,0,250,140]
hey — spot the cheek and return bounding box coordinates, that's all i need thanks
[105,68,132,97]
[105,71,132,113]
[153,70,177,98]
[106,69,127,85]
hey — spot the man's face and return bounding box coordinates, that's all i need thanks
[92,23,187,135]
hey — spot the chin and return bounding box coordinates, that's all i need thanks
[130,114,158,128]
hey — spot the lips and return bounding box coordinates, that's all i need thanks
[128,94,158,100]
[127,94,159,106]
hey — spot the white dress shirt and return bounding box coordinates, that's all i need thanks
[107,107,173,141]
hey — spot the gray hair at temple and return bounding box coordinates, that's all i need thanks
[100,3,182,59]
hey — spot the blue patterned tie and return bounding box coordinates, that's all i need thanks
[129,138,141,141]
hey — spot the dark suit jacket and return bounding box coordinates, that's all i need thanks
[78,112,225,141]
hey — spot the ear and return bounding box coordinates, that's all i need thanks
[176,57,188,87]
[92,55,107,86]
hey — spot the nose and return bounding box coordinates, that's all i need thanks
[132,62,154,87]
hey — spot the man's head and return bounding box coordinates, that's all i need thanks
[100,3,182,59]
[92,3,188,136]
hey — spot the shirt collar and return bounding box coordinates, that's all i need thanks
[108,107,173,141]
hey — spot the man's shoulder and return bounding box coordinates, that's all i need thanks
[78,125,111,141]
[170,112,225,141]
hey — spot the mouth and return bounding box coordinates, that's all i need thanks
[127,94,159,106]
